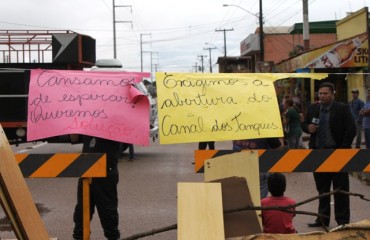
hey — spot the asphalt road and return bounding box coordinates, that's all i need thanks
[1,140,369,240]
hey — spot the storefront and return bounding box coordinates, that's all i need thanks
[275,7,369,111]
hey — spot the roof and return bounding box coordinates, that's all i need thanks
[262,26,291,34]
[288,20,338,34]
[216,56,251,64]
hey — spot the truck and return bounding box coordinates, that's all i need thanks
[0,30,158,145]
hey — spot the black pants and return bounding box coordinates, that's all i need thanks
[121,143,134,159]
[313,172,350,225]
[198,141,215,150]
[128,144,134,159]
[73,168,120,240]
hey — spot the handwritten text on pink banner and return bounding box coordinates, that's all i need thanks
[27,69,150,145]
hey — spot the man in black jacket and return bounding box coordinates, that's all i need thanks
[301,82,356,227]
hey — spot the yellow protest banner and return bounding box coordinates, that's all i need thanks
[156,73,327,144]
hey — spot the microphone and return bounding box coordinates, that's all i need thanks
[312,105,320,125]
[312,117,319,125]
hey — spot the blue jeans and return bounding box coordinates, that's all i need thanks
[364,128,370,148]
[355,120,363,147]
[286,135,304,149]
[259,172,270,199]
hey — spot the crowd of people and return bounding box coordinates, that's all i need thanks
[70,81,368,238]
[234,81,365,234]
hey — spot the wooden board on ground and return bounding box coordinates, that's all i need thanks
[211,177,262,238]
[204,151,262,226]
[0,124,49,240]
[226,219,370,240]
[178,182,225,240]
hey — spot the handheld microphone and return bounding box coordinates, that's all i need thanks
[312,105,320,125]
[312,118,319,125]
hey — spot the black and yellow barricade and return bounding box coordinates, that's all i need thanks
[1,124,50,239]
[191,149,370,238]
[194,149,370,173]
[15,153,106,178]
[0,124,106,240]
[14,153,107,240]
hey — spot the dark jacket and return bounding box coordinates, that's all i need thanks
[301,101,356,149]
[82,136,121,170]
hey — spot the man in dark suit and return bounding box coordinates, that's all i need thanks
[301,82,356,228]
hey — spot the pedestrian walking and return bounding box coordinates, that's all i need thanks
[283,99,303,149]
[121,142,135,161]
[360,88,370,148]
[349,88,364,148]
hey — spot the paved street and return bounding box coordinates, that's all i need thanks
[0,140,369,240]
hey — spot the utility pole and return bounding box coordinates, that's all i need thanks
[143,51,158,79]
[204,47,216,73]
[222,3,263,67]
[112,0,132,59]
[150,52,159,79]
[259,0,264,62]
[198,55,207,73]
[302,0,310,50]
[215,28,234,58]
[193,62,198,73]
[140,33,151,72]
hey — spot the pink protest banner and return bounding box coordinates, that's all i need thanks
[27,69,150,145]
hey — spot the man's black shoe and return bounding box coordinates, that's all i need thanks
[307,222,329,227]
[337,222,348,226]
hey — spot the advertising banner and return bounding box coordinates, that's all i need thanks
[277,32,368,72]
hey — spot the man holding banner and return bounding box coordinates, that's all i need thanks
[72,135,121,240]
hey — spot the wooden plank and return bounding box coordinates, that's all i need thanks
[0,184,25,239]
[0,124,49,239]
[211,177,262,238]
[178,182,225,240]
[204,151,262,227]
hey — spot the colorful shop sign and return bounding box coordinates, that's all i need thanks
[276,32,368,72]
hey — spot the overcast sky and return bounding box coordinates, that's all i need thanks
[0,0,369,75]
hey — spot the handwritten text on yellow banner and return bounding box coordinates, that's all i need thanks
[156,73,327,144]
